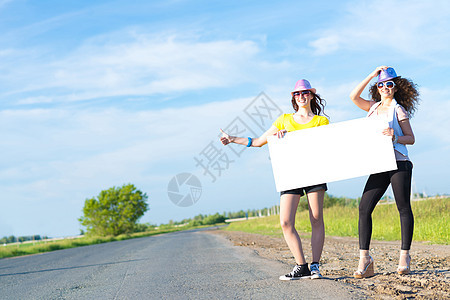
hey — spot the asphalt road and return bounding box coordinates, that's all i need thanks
[0,228,365,299]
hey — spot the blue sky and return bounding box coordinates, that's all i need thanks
[1,0,449,237]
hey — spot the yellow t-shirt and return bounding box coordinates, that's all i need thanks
[272,114,329,132]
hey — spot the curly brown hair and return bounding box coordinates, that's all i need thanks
[291,92,328,117]
[368,77,420,116]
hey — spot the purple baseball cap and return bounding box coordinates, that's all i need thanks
[291,79,316,95]
[377,67,399,82]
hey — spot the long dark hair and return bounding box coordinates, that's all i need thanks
[291,92,328,117]
[368,77,420,116]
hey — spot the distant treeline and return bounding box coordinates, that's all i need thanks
[137,193,360,231]
[298,193,359,211]
[134,213,229,231]
[1,235,49,244]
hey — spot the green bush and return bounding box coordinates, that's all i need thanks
[202,213,226,225]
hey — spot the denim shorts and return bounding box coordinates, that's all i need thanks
[280,183,328,197]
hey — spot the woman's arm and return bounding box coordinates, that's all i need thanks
[382,119,415,145]
[397,119,415,145]
[220,125,281,147]
[350,66,387,112]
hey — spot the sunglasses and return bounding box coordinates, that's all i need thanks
[293,90,311,96]
[377,81,395,89]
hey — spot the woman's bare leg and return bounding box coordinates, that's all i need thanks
[280,194,305,265]
[307,190,325,263]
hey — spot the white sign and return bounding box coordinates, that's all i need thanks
[267,117,397,192]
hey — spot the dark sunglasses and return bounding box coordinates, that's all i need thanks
[293,90,311,96]
[377,81,395,89]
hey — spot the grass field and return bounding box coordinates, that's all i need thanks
[226,197,449,244]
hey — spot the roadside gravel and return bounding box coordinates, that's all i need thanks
[210,230,449,299]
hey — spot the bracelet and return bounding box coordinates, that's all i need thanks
[393,135,398,144]
[246,137,252,147]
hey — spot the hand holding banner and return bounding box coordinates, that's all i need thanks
[267,117,397,192]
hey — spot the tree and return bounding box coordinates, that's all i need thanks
[79,184,149,236]
[202,213,226,225]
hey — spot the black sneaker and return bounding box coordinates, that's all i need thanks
[310,263,323,279]
[279,264,311,280]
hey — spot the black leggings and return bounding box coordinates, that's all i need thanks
[359,161,414,250]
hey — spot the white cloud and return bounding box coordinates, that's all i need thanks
[309,35,340,56]
[0,0,13,9]
[0,31,271,105]
[309,0,450,62]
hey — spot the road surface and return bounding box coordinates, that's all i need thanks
[0,228,365,299]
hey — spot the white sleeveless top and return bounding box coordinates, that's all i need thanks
[367,100,410,161]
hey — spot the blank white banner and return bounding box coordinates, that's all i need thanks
[267,117,397,192]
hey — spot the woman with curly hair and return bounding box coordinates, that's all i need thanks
[220,79,329,280]
[350,66,419,278]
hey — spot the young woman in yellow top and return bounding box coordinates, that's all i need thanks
[220,79,329,280]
